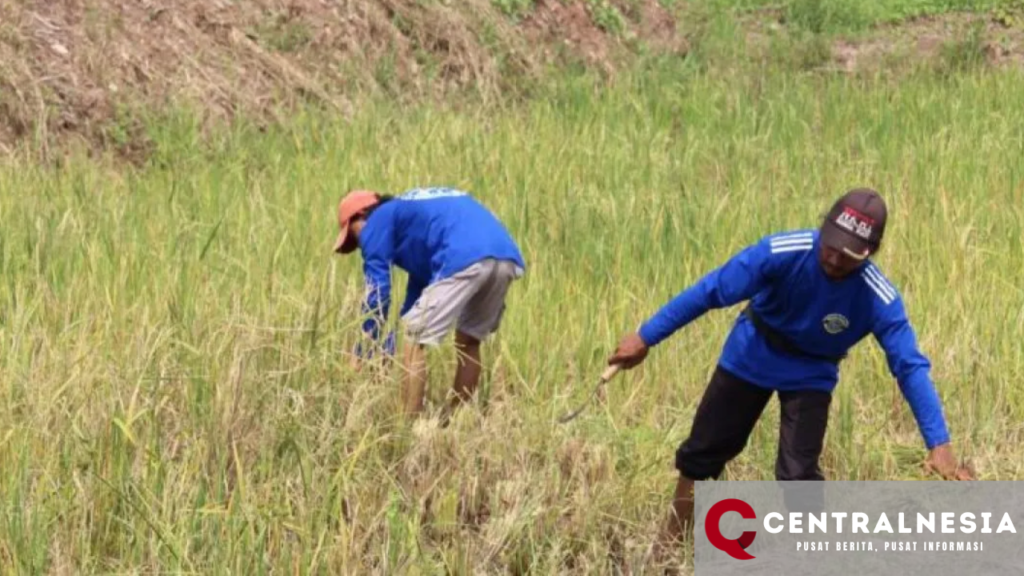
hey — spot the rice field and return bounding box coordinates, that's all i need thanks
[2,8,1024,574]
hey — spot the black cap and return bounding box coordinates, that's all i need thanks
[819,188,887,261]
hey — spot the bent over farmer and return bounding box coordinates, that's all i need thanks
[607,188,975,560]
[333,186,525,423]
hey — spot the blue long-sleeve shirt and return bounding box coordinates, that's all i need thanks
[356,187,525,347]
[638,229,950,449]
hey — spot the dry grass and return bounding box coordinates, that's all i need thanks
[0,0,684,159]
[3,52,1024,571]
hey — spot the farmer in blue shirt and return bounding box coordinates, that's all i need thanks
[333,187,525,424]
[607,189,975,560]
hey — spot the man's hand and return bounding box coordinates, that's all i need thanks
[608,332,650,370]
[351,330,396,372]
[924,443,976,480]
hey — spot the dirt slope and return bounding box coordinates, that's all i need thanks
[0,0,686,158]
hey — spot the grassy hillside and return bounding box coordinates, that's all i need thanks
[0,0,685,158]
[2,0,1024,574]
[3,0,1024,158]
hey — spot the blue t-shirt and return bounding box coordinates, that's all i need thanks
[637,229,950,449]
[357,187,525,344]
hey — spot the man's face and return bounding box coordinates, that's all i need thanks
[341,215,368,253]
[350,216,366,240]
[818,243,865,280]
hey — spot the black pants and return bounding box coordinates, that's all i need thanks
[676,365,832,482]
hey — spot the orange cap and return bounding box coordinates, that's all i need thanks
[333,190,380,254]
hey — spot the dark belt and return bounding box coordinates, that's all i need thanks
[742,306,846,364]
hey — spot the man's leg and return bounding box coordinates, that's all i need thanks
[776,389,831,481]
[402,340,428,416]
[653,367,773,561]
[776,389,831,516]
[451,330,482,408]
[438,330,482,427]
[654,474,696,565]
[401,263,490,418]
[442,259,519,425]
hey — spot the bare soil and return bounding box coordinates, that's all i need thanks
[832,14,1024,73]
[741,10,1024,74]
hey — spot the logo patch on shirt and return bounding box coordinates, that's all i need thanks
[401,187,468,201]
[822,313,849,335]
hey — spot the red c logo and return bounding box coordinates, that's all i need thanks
[706,498,757,560]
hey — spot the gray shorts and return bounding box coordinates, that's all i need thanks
[401,258,523,345]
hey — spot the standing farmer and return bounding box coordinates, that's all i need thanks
[334,187,525,423]
[607,188,975,560]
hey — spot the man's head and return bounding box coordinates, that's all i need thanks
[333,190,381,254]
[818,188,887,280]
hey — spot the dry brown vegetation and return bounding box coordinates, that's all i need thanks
[0,0,685,159]
[3,0,1024,161]
[740,9,1024,74]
